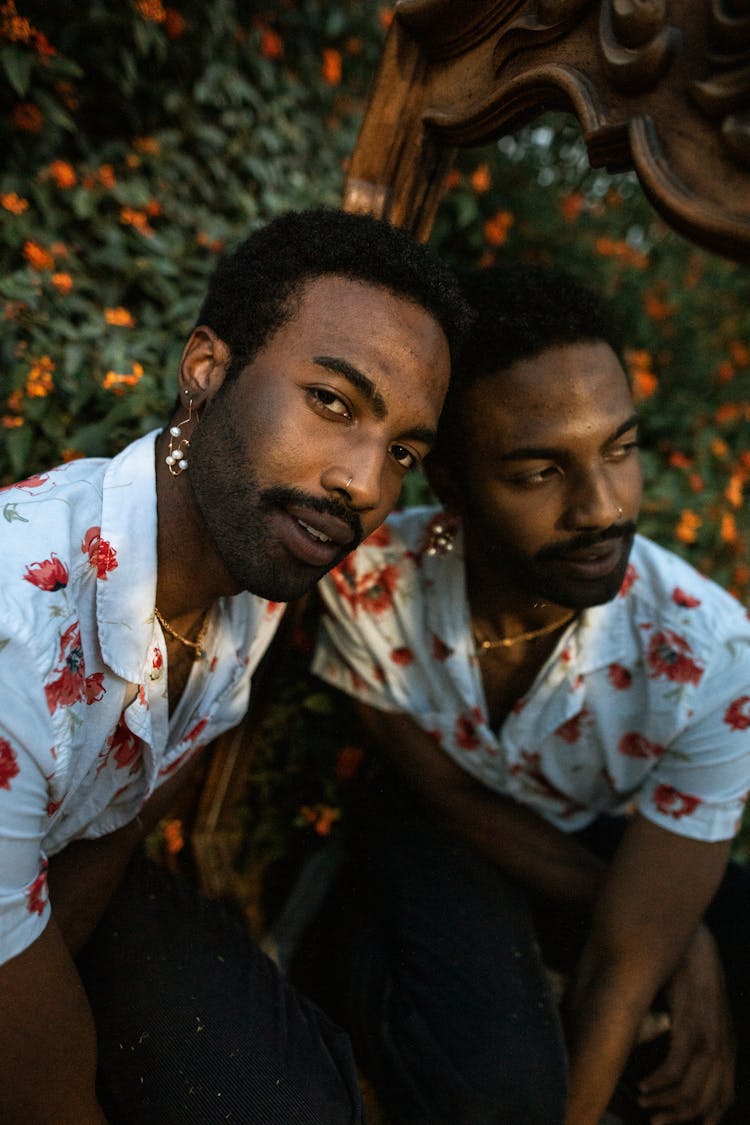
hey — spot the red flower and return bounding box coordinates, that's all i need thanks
[607,662,632,690]
[329,558,399,615]
[555,708,588,744]
[362,525,392,548]
[23,553,68,591]
[618,732,666,759]
[26,859,48,916]
[724,696,750,731]
[81,526,118,578]
[652,784,702,819]
[390,646,414,666]
[334,745,365,781]
[672,587,701,608]
[0,472,51,495]
[456,709,483,750]
[105,718,141,771]
[185,717,208,742]
[618,563,638,597]
[0,736,19,790]
[152,647,163,670]
[646,629,704,686]
[431,633,453,661]
[44,621,105,713]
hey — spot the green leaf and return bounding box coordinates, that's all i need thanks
[0,46,33,96]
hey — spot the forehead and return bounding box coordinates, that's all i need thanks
[463,341,634,450]
[262,274,451,414]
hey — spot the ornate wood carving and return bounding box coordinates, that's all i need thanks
[344,0,750,261]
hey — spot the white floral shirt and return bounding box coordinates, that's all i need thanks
[314,507,750,844]
[0,431,285,964]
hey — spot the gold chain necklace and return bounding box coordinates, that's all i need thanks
[154,606,210,659]
[474,610,576,654]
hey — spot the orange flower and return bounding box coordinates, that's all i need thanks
[162,818,184,855]
[133,136,160,155]
[23,241,55,270]
[733,564,750,587]
[711,438,729,458]
[688,473,704,493]
[164,7,186,38]
[1,192,28,213]
[729,340,749,367]
[97,164,116,189]
[471,163,491,194]
[2,415,23,428]
[714,402,741,424]
[720,512,738,544]
[668,451,692,469]
[144,199,162,217]
[196,231,224,252]
[716,360,735,384]
[105,306,135,327]
[61,448,84,463]
[120,207,155,236]
[675,509,702,544]
[625,348,657,400]
[378,8,394,29]
[725,472,745,509]
[26,355,55,398]
[51,272,73,295]
[560,192,584,222]
[48,160,76,189]
[259,24,283,59]
[644,293,675,321]
[483,210,513,247]
[103,362,144,392]
[12,102,42,132]
[594,236,648,269]
[6,389,23,414]
[321,47,342,85]
[135,0,166,21]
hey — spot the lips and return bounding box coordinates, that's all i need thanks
[551,539,625,580]
[273,504,357,568]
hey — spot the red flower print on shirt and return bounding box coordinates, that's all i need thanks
[330,558,399,616]
[431,634,453,661]
[96,715,141,776]
[390,646,414,666]
[44,621,107,713]
[23,553,69,591]
[646,629,704,686]
[555,708,589,744]
[0,472,51,495]
[618,732,666,759]
[0,736,19,790]
[618,563,638,597]
[362,525,392,549]
[724,696,750,731]
[186,717,209,742]
[81,526,118,579]
[26,858,48,916]
[456,708,483,750]
[652,783,702,819]
[672,587,701,608]
[607,663,632,690]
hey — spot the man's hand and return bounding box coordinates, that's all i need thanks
[638,925,735,1125]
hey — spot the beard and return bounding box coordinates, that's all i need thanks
[187,399,362,603]
[472,518,637,609]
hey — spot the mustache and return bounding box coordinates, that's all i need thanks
[535,520,637,563]
[259,484,364,547]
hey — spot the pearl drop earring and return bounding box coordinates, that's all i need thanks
[165,398,195,476]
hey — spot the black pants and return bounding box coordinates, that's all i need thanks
[76,854,364,1125]
[294,779,750,1125]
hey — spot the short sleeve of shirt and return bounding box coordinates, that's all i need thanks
[0,609,57,962]
[635,640,750,841]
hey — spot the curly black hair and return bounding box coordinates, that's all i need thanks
[195,207,473,380]
[432,263,625,469]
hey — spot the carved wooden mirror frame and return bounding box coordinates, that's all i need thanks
[343,0,750,262]
[190,0,750,901]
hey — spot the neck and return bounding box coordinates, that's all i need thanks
[464,550,568,641]
[154,426,239,620]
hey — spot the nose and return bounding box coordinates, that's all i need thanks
[563,465,619,530]
[321,446,386,514]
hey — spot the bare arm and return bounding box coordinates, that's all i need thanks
[355,699,607,910]
[0,916,108,1124]
[562,815,732,1125]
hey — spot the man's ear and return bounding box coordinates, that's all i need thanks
[177,326,232,404]
[424,455,463,514]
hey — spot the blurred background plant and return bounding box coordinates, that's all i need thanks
[2,2,748,873]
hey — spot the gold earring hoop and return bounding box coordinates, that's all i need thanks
[345,476,353,489]
[165,398,197,476]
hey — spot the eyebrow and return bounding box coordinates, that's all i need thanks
[497,412,641,462]
[313,356,387,420]
[313,355,438,449]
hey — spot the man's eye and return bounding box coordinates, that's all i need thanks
[511,466,559,487]
[391,443,417,470]
[608,440,640,461]
[309,387,350,418]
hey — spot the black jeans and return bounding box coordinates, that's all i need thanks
[76,853,364,1125]
[294,778,750,1125]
